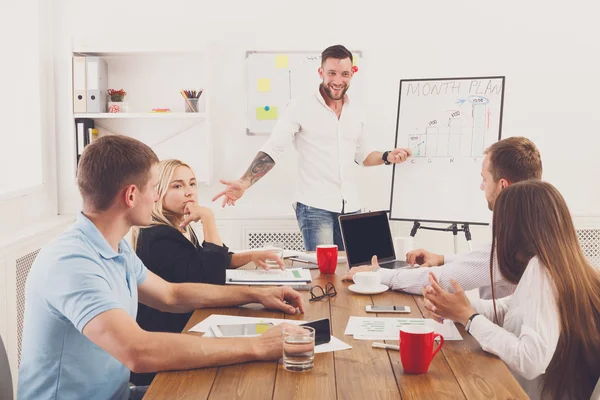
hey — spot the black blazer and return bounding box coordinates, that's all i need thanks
[131,224,232,386]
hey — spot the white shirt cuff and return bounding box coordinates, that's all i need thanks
[466,314,489,337]
[259,143,281,164]
[379,268,396,287]
[356,147,377,165]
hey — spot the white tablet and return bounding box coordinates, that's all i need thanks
[210,323,274,338]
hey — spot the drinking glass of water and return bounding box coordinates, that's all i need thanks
[283,325,315,372]
[263,241,284,268]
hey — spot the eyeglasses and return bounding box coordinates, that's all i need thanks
[309,282,337,302]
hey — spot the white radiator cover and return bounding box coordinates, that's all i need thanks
[1,220,73,395]
[577,228,600,268]
[245,230,305,251]
[15,249,40,367]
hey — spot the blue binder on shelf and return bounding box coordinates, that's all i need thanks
[86,57,108,113]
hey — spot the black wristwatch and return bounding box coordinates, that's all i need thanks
[382,151,391,165]
[465,313,480,333]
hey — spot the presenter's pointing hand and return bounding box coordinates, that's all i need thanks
[387,148,412,164]
[212,179,250,208]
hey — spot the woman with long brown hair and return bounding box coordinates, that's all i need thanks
[422,180,600,399]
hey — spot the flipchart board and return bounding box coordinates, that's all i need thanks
[390,76,505,225]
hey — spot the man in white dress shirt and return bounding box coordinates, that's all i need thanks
[343,136,543,299]
[213,44,411,250]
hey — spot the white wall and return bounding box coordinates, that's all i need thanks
[53,0,600,250]
[0,0,58,237]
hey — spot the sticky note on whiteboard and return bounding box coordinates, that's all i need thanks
[257,78,271,92]
[275,55,289,69]
[256,106,278,120]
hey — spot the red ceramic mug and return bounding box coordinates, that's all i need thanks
[316,245,338,274]
[400,325,444,374]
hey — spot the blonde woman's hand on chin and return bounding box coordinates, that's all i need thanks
[180,203,215,229]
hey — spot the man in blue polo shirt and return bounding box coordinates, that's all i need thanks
[18,135,305,400]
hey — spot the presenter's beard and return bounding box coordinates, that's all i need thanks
[320,83,349,101]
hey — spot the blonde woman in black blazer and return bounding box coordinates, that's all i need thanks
[130,159,284,385]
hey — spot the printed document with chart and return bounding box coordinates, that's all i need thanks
[344,317,463,340]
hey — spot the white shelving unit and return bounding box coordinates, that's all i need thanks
[73,112,206,120]
[70,48,213,185]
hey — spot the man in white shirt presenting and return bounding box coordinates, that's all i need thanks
[343,136,543,299]
[212,45,411,251]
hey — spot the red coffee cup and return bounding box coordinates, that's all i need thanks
[316,245,338,274]
[400,325,444,374]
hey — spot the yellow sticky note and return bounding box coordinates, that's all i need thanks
[352,54,357,67]
[255,323,271,334]
[256,106,278,120]
[275,54,289,69]
[257,78,271,92]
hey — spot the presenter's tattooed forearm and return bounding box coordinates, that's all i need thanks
[241,152,275,185]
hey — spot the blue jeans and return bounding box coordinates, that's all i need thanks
[295,203,358,251]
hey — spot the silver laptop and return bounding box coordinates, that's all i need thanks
[339,210,410,269]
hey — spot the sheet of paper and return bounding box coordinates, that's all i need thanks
[189,314,351,353]
[226,268,312,284]
[256,106,278,120]
[257,78,271,92]
[275,54,289,69]
[313,336,352,353]
[344,317,462,341]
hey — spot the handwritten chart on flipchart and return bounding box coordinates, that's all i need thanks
[390,76,505,225]
[245,51,363,135]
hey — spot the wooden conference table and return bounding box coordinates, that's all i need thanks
[145,255,527,400]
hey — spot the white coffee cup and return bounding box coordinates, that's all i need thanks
[394,237,414,261]
[353,271,381,289]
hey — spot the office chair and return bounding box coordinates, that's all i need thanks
[591,376,600,400]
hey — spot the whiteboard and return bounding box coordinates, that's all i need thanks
[389,76,505,225]
[245,50,363,135]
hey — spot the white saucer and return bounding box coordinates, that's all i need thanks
[348,284,389,295]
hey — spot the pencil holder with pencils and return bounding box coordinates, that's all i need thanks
[185,99,199,113]
[180,89,203,113]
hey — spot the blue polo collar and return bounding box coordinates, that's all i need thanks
[75,212,122,259]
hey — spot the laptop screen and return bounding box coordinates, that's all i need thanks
[340,211,396,266]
